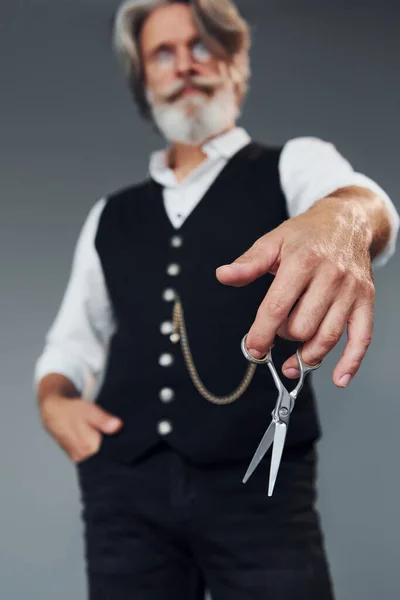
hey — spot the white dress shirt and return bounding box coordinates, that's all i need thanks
[33,127,400,397]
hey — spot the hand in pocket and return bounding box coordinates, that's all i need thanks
[39,395,123,463]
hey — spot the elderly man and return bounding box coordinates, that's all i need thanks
[34,1,399,599]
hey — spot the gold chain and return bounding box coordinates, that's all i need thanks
[171,296,257,405]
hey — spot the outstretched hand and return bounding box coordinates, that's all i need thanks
[216,198,375,388]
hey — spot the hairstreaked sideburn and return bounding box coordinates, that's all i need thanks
[112,0,251,119]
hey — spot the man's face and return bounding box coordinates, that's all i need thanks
[140,3,239,144]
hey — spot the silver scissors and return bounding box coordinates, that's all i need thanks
[241,334,322,496]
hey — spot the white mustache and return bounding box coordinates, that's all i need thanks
[158,75,223,103]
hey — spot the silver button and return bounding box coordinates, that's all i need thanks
[158,420,173,435]
[167,263,181,277]
[159,388,175,403]
[159,353,174,367]
[162,288,176,302]
[171,235,183,248]
[160,321,174,335]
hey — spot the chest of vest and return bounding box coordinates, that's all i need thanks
[94,142,321,463]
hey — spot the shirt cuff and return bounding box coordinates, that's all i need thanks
[33,351,91,397]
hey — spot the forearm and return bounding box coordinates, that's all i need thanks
[37,373,80,407]
[310,185,391,262]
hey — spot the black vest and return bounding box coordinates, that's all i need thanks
[94,142,321,463]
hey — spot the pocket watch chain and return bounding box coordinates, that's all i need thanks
[171,295,256,405]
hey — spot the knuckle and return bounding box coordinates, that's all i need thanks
[329,265,346,286]
[297,248,319,270]
[346,356,362,371]
[287,320,313,342]
[363,280,375,300]
[235,253,253,265]
[345,275,360,295]
[315,329,342,355]
[322,327,342,347]
[249,238,262,253]
[360,332,373,348]
[236,243,261,264]
[264,297,287,320]
[351,273,375,297]
[302,347,324,365]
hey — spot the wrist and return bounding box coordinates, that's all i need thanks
[310,185,390,259]
[37,374,81,407]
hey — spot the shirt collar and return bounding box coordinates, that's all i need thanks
[149,127,252,187]
[202,126,251,159]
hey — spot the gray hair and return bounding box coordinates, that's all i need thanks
[112,0,251,120]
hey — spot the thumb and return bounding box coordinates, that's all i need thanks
[86,404,123,434]
[215,229,282,287]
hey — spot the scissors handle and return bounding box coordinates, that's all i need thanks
[240,335,284,395]
[240,335,272,366]
[241,335,322,405]
[290,347,322,400]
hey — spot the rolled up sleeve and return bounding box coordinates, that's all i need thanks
[279,137,400,268]
[33,198,116,397]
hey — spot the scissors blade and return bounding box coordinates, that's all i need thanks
[242,420,276,484]
[268,421,287,496]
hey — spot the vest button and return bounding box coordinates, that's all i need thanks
[162,288,176,302]
[159,388,175,403]
[160,321,173,335]
[158,420,173,436]
[167,263,181,276]
[170,235,183,248]
[159,353,174,367]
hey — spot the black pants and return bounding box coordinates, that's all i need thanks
[76,441,335,599]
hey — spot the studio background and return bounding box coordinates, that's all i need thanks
[1,1,399,598]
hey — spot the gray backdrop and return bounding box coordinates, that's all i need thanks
[1,1,399,598]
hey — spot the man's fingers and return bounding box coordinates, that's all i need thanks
[71,422,103,462]
[216,231,282,288]
[85,403,123,434]
[282,297,353,376]
[332,300,374,387]
[52,420,101,463]
[40,396,123,464]
[246,261,312,358]
[277,267,344,343]
[281,290,373,388]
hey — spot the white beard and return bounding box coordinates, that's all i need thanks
[148,87,240,145]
